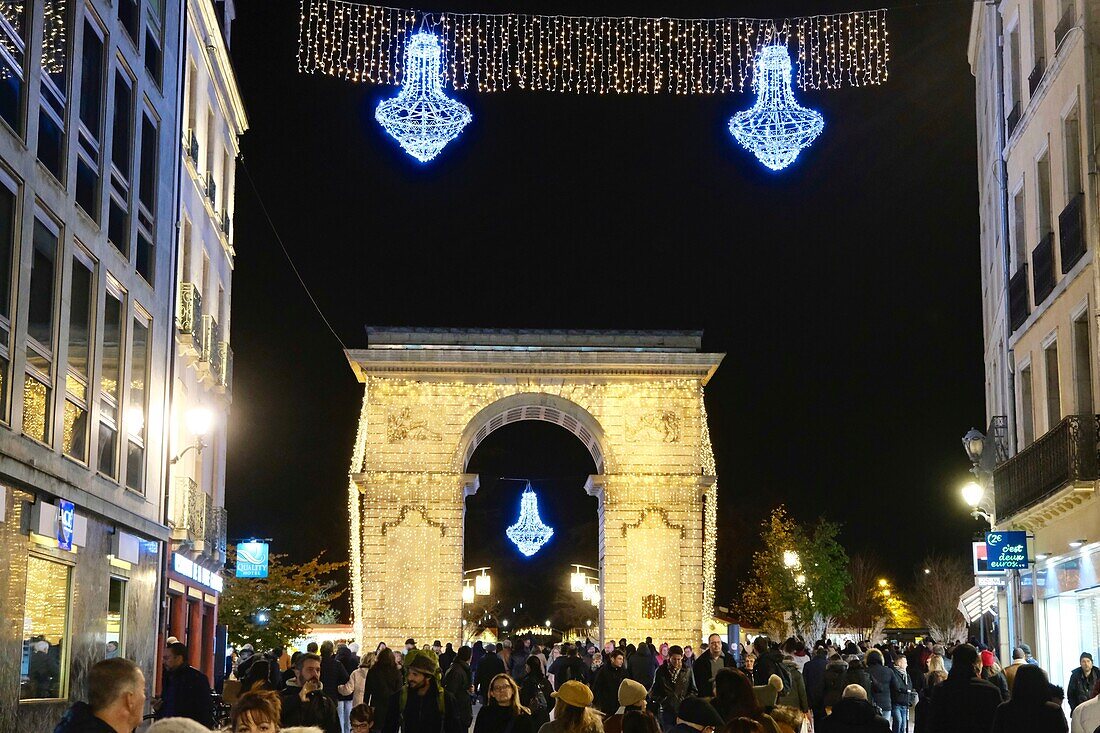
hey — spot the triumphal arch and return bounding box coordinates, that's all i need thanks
[345,329,724,646]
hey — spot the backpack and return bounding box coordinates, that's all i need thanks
[773,661,792,695]
[528,680,549,715]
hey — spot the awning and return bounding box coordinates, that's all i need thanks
[958,584,999,623]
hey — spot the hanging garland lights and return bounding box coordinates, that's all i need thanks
[299,0,889,95]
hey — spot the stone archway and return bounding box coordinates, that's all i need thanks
[345,329,724,647]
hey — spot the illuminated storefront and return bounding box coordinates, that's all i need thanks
[1025,543,1100,688]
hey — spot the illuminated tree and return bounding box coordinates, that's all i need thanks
[910,555,970,643]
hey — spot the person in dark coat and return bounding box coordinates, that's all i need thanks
[442,646,474,732]
[803,647,829,723]
[473,673,534,733]
[367,648,405,731]
[281,652,342,733]
[384,650,463,733]
[55,658,146,733]
[518,654,554,731]
[693,634,736,697]
[824,655,850,711]
[628,642,659,691]
[1068,653,1098,712]
[476,644,507,702]
[991,664,1068,733]
[926,644,1002,733]
[818,684,891,733]
[321,640,353,730]
[592,648,631,715]
[890,656,915,733]
[549,646,590,690]
[157,642,215,727]
[751,638,787,692]
[865,650,898,717]
[511,638,533,681]
[439,643,457,676]
[843,658,874,703]
[339,642,362,675]
[651,646,697,729]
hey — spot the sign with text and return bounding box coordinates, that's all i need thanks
[985,531,1029,570]
[236,541,269,578]
[57,499,75,551]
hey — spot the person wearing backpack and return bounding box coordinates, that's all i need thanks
[519,655,554,731]
[443,646,475,732]
[751,638,790,696]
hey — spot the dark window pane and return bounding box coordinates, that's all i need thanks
[101,291,120,400]
[36,109,63,180]
[97,420,116,476]
[66,257,91,379]
[0,53,23,134]
[28,220,56,347]
[118,0,138,43]
[78,21,102,137]
[0,185,14,320]
[138,115,156,210]
[125,439,142,491]
[111,72,132,173]
[75,157,98,220]
[136,231,153,284]
[108,198,128,255]
[143,31,161,87]
[0,353,8,421]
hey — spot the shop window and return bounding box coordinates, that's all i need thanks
[107,577,126,657]
[20,556,71,700]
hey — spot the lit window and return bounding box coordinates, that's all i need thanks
[106,577,126,657]
[20,556,71,700]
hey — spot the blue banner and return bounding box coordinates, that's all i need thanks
[236,541,269,578]
[57,500,74,551]
[985,530,1029,570]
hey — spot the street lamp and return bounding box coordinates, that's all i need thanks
[962,428,985,468]
[962,481,993,526]
[171,406,214,464]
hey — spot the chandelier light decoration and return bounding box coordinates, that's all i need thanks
[729,45,825,171]
[506,482,554,557]
[375,28,472,161]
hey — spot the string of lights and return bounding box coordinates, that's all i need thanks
[299,0,890,94]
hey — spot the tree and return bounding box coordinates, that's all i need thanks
[842,554,888,640]
[221,549,346,650]
[909,554,971,643]
[737,506,850,638]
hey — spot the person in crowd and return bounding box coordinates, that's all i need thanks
[351,702,376,733]
[605,679,650,733]
[750,639,787,692]
[913,654,948,733]
[991,664,1068,733]
[241,659,279,695]
[443,645,475,733]
[925,644,1001,733]
[657,644,670,667]
[513,638,534,681]
[228,689,283,732]
[718,720,765,733]
[695,635,736,697]
[471,641,485,677]
[1020,645,1039,666]
[621,710,663,733]
[321,640,353,732]
[55,658,146,733]
[339,651,378,708]
[708,669,781,732]
[980,650,1009,701]
[593,648,631,716]
[667,698,727,733]
[284,653,304,688]
[281,652,341,733]
[823,654,849,712]
[802,647,828,723]
[775,648,808,717]
[478,644,507,701]
[1068,652,1098,712]
[499,641,514,675]
[405,640,417,653]
[158,642,215,727]
[538,679,603,733]
[308,643,321,655]
[519,654,555,731]
[629,640,659,691]
[366,648,404,731]
[474,674,534,733]
[767,706,806,733]
[550,646,591,690]
[439,643,456,676]
[338,643,361,676]
[653,646,698,730]
[842,656,873,703]
[889,655,915,733]
[818,684,891,733]
[865,650,897,718]
[395,651,405,672]
[384,649,461,733]
[1003,648,1028,693]
[683,647,696,670]
[1071,679,1100,733]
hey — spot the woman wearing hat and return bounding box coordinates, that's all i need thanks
[979,650,1009,701]
[538,680,604,733]
[474,674,535,733]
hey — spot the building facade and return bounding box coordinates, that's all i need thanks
[969,0,1100,687]
[162,0,245,684]
[0,0,185,729]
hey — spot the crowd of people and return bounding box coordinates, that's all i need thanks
[51,633,1100,733]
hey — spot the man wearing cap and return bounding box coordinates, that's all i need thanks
[1068,652,1097,712]
[667,697,724,733]
[653,646,697,730]
[592,648,630,716]
[1020,643,1039,666]
[385,649,462,733]
[604,679,649,733]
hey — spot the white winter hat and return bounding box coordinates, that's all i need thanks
[147,720,209,733]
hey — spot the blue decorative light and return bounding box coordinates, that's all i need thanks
[375,29,472,162]
[506,483,554,557]
[728,45,824,171]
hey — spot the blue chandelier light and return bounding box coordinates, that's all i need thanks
[506,482,554,557]
[728,45,825,171]
[374,29,472,162]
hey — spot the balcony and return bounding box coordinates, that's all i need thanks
[207,505,227,561]
[216,341,233,398]
[220,211,231,239]
[1059,193,1085,273]
[993,414,1098,520]
[1009,264,1030,332]
[170,476,206,544]
[1032,232,1055,304]
[184,129,199,167]
[1029,58,1046,96]
[206,174,217,207]
[1055,6,1075,50]
[200,314,222,383]
[1007,102,1022,137]
[176,282,203,353]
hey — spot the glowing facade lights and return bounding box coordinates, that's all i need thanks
[506,483,554,557]
[374,30,472,162]
[728,45,824,171]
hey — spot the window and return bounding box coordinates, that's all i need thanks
[107,196,128,255]
[180,219,191,283]
[1074,313,1093,413]
[36,0,69,182]
[98,288,122,477]
[118,0,138,44]
[0,182,15,419]
[1038,153,1053,237]
[63,254,93,461]
[106,577,126,658]
[111,71,133,175]
[125,314,148,491]
[78,19,103,139]
[1013,185,1027,268]
[1033,0,1046,71]
[1064,107,1083,198]
[138,114,157,213]
[136,231,153,285]
[1021,364,1035,446]
[1045,340,1061,426]
[1008,26,1022,111]
[28,219,57,348]
[0,2,27,133]
[20,556,71,700]
[144,29,161,87]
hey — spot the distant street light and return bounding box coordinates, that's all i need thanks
[502,619,509,628]
[544,620,551,628]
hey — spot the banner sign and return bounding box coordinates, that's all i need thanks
[57,499,75,551]
[236,541,270,578]
[985,531,1029,570]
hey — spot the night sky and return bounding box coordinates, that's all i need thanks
[224,0,985,622]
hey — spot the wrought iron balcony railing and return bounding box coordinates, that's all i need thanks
[177,282,203,348]
[1059,193,1085,273]
[221,211,231,239]
[1032,231,1055,304]
[993,414,1099,519]
[1029,58,1046,96]
[1055,6,1075,49]
[184,129,199,166]
[171,476,206,542]
[217,341,233,397]
[1007,102,1022,137]
[200,314,222,380]
[207,505,228,559]
[206,174,217,206]
[1009,264,1030,332]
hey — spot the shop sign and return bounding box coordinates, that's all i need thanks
[235,541,269,578]
[985,531,1029,570]
[57,499,75,551]
[173,553,224,592]
[976,575,1006,587]
[973,541,1000,576]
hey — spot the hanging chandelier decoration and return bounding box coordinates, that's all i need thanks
[728,45,825,171]
[374,28,472,161]
[506,482,554,557]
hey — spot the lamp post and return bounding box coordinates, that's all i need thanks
[171,406,214,464]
